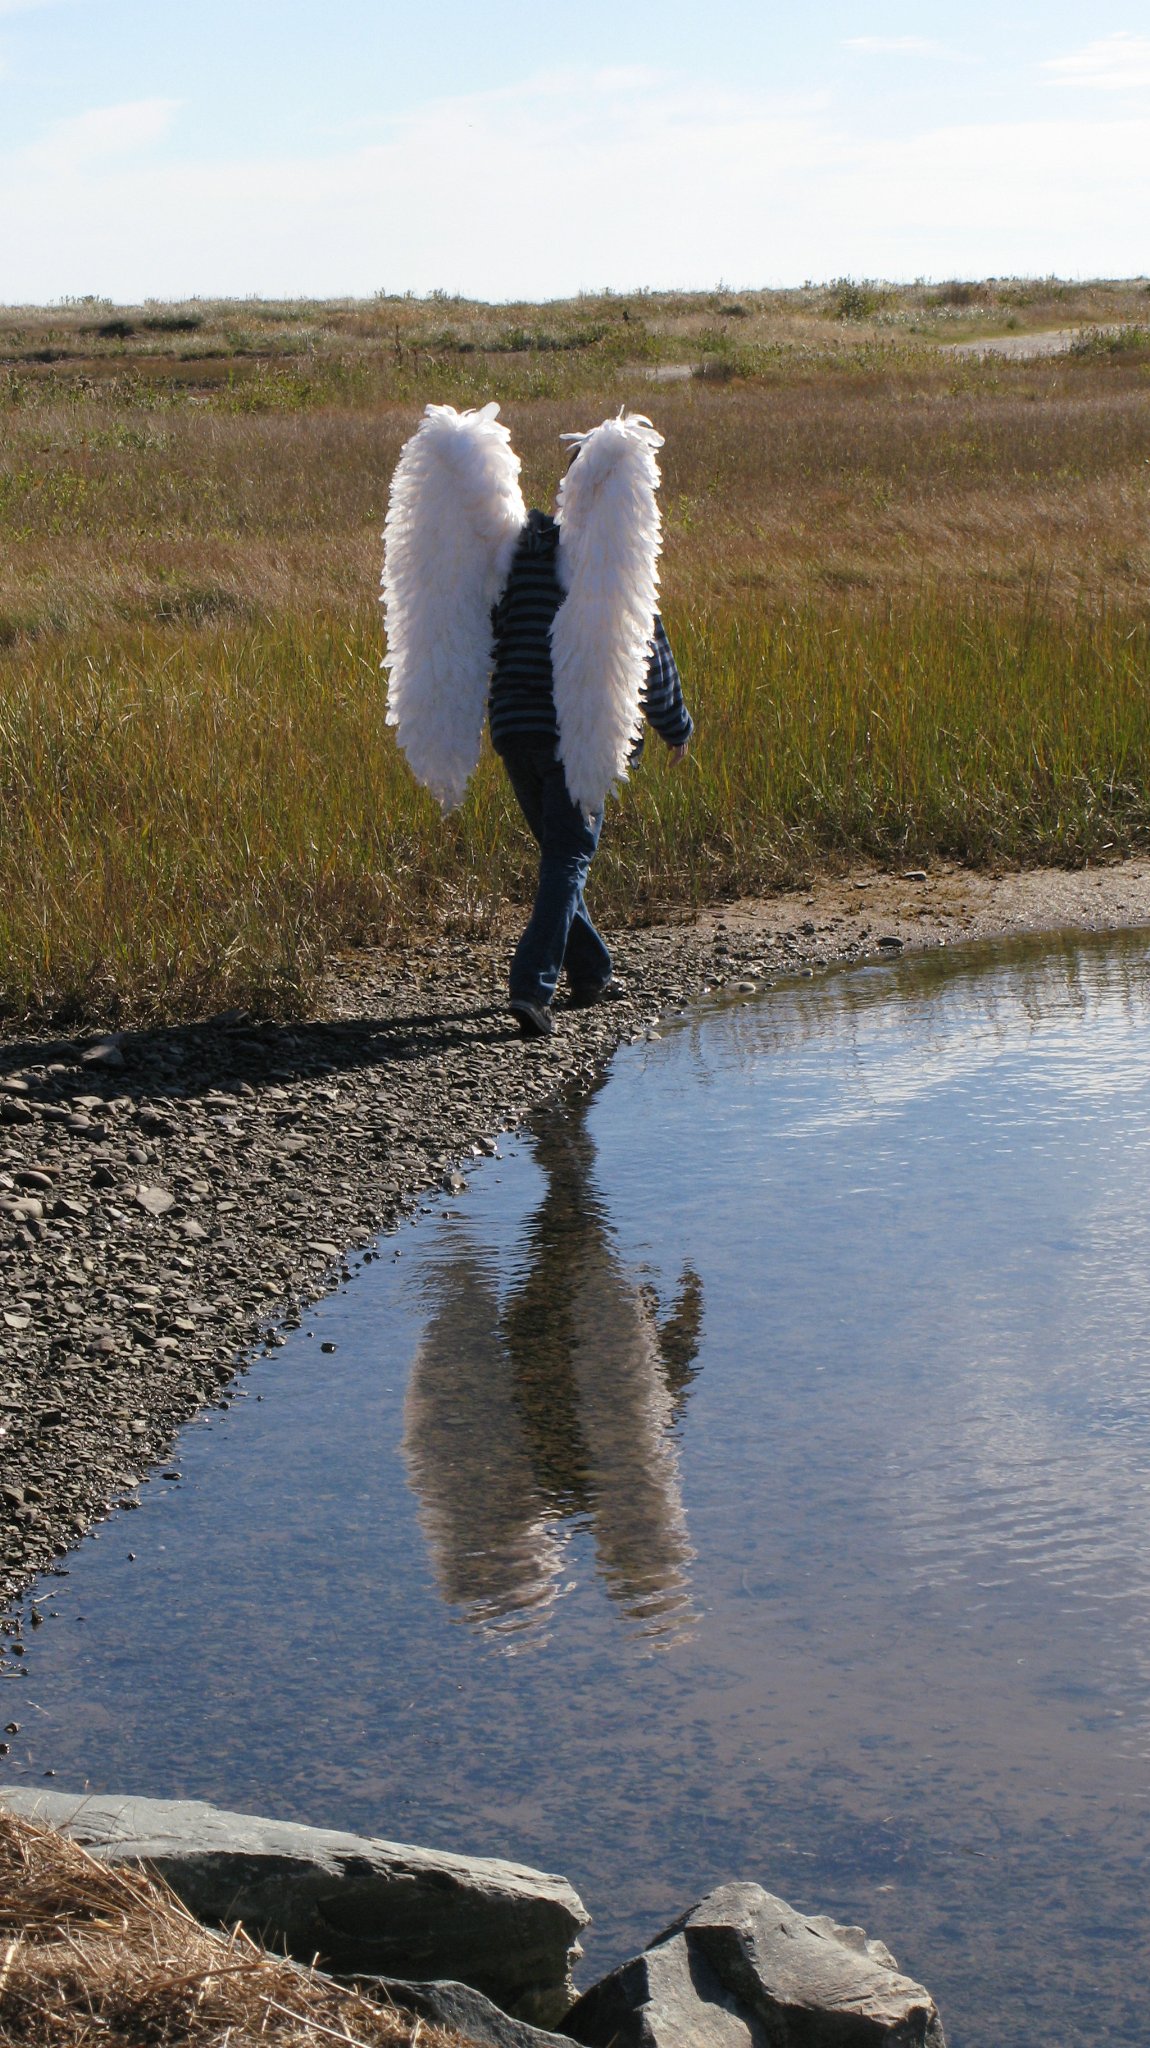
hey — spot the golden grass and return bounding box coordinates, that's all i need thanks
[0,1810,464,2048]
[1,282,1149,1023]
[3,348,1148,638]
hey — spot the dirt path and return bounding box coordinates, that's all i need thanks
[1,856,1148,1618]
[942,326,1122,359]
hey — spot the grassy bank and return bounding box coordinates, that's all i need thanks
[2,600,1147,1023]
[1,281,1148,1023]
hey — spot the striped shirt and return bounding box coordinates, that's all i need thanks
[488,510,693,756]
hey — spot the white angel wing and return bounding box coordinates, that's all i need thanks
[382,402,526,812]
[550,412,664,817]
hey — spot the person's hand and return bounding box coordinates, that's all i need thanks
[668,743,690,766]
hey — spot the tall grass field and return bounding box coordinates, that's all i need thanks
[1,278,1148,1022]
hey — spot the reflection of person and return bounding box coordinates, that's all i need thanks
[402,1098,703,1640]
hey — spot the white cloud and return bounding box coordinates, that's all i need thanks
[1043,33,1150,90]
[24,98,179,171]
[0,71,1146,302]
[588,64,664,94]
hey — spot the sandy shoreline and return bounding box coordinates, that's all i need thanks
[1,855,1148,1618]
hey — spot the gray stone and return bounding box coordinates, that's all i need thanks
[368,1977,572,2047]
[81,1040,125,1069]
[561,1882,945,2048]
[0,1790,588,2026]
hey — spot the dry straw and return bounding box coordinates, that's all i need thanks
[0,1809,466,2048]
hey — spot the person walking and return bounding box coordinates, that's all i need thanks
[381,403,691,1037]
[489,500,692,1036]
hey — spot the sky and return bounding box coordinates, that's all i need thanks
[0,0,1147,304]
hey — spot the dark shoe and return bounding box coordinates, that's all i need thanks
[568,977,628,1009]
[509,998,555,1038]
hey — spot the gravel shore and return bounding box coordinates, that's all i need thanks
[2,857,1147,1619]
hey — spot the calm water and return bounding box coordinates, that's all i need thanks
[7,931,1150,2046]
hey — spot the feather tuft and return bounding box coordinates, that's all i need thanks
[382,402,526,812]
[551,413,664,817]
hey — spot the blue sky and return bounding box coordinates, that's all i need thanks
[1,0,1147,302]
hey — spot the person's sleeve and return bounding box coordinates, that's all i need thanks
[641,617,694,747]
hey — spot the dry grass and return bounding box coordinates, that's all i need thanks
[2,276,1146,397]
[3,344,1148,640]
[1,281,1149,1023]
[0,1809,465,2048]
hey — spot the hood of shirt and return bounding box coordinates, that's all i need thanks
[517,508,560,557]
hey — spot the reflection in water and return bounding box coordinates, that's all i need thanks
[403,1093,703,1640]
[11,930,1150,2046]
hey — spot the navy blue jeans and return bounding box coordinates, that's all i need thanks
[498,739,613,1007]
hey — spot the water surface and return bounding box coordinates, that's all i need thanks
[7,930,1150,2047]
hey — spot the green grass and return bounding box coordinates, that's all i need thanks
[1,599,1147,1024]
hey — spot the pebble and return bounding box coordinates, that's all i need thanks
[81,1041,125,1070]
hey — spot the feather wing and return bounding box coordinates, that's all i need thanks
[381,402,526,812]
[550,412,664,817]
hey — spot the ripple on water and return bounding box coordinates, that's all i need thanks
[7,928,1150,2048]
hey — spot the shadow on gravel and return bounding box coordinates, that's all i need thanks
[0,1004,523,1097]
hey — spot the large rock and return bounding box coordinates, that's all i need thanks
[561,1882,946,2047]
[369,1976,573,2047]
[0,1789,587,2027]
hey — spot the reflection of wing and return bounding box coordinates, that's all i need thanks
[401,1252,564,1633]
[381,403,526,812]
[567,1254,696,1634]
[656,1268,704,1423]
[551,413,664,817]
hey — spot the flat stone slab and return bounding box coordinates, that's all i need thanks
[0,1789,587,2026]
[562,1881,946,2047]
